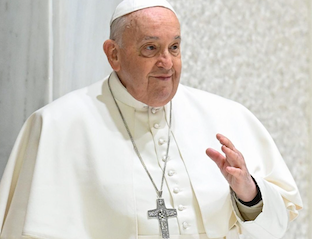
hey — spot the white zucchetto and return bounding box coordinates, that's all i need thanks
[110,0,176,25]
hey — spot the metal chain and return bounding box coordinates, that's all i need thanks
[108,76,172,198]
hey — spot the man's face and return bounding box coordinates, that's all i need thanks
[116,7,182,107]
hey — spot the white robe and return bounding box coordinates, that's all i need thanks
[0,72,302,239]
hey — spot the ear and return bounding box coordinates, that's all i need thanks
[103,39,121,71]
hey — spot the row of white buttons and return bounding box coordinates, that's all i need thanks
[154,124,190,231]
[167,168,188,229]
[151,106,161,131]
[150,107,191,231]
[167,168,189,230]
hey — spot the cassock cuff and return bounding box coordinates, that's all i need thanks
[230,176,263,221]
[235,197,263,221]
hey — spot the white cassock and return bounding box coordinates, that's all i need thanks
[0,72,302,239]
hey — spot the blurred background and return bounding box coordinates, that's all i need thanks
[0,0,311,238]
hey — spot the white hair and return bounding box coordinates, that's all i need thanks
[109,15,129,48]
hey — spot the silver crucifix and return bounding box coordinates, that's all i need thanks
[148,198,177,239]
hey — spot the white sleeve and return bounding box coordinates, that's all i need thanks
[231,176,300,239]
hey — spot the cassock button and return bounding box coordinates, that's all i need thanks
[153,123,160,129]
[168,170,175,176]
[178,205,184,211]
[158,138,165,145]
[173,187,180,194]
[182,222,189,229]
[162,155,169,162]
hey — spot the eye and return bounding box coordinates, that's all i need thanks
[170,43,180,56]
[146,45,156,51]
[140,44,159,57]
[171,44,178,50]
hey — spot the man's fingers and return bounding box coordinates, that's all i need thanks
[221,145,242,167]
[206,148,226,169]
[217,133,235,151]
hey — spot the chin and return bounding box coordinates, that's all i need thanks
[151,94,174,107]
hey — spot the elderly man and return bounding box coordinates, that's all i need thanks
[0,0,302,239]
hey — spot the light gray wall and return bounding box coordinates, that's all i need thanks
[171,1,311,238]
[308,0,312,238]
[51,0,116,99]
[0,0,310,238]
[0,0,50,175]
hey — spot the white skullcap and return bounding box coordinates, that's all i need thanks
[110,0,176,25]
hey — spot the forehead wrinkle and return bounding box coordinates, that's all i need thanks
[129,7,180,30]
[144,35,181,40]
[142,35,181,42]
[144,36,159,41]
[124,8,181,47]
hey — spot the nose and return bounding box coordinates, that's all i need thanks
[156,51,173,70]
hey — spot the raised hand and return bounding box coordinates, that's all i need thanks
[206,134,257,202]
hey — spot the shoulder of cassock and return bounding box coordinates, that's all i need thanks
[0,76,303,239]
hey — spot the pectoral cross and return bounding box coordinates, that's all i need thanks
[148,198,177,239]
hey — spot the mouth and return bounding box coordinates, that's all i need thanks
[152,75,172,81]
